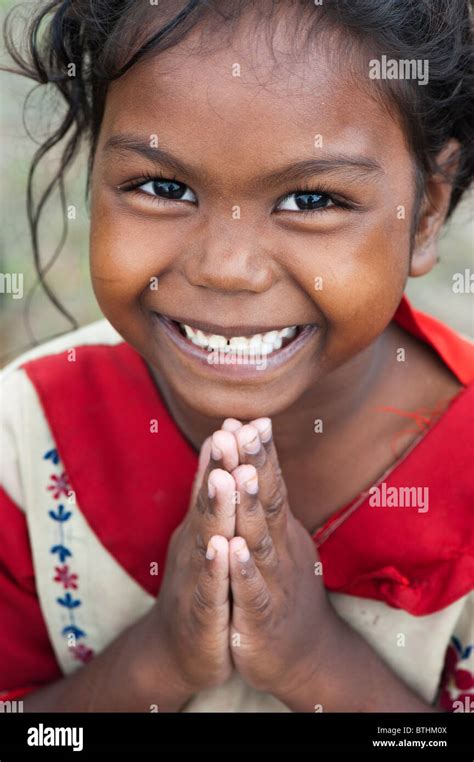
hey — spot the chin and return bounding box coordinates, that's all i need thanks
[178,379,303,423]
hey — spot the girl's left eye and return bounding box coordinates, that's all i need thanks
[138,178,196,203]
[277,191,335,212]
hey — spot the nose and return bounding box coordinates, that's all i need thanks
[183,222,274,294]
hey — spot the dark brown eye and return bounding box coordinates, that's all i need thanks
[139,179,196,202]
[278,191,334,212]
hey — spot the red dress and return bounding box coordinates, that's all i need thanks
[0,295,472,709]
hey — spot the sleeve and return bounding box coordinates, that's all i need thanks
[0,485,62,697]
[437,592,474,712]
[0,367,62,698]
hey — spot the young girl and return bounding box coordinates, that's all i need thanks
[1,0,473,713]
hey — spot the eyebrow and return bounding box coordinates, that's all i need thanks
[103,134,383,188]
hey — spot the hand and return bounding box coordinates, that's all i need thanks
[150,427,240,695]
[221,418,340,700]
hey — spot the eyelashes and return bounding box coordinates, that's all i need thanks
[119,171,355,215]
[119,172,194,205]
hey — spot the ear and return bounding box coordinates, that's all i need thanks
[410,139,460,277]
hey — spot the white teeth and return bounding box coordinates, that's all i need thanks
[248,334,263,349]
[262,330,279,344]
[193,329,208,347]
[179,323,299,353]
[208,334,227,349]
[229,337,249,350]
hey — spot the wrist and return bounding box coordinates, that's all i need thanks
[272,606,345,712]
[129,610,195,712]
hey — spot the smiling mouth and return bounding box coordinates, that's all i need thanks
[154,311,316,355]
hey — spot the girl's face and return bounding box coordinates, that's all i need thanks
[90,24,419,420]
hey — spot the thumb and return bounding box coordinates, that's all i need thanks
[189,436,212,508]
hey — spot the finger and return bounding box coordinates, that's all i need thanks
[210,429,240,472]
[229,537,272,620]
[234,423,266,467]
[191,535,229,626]
[194,468,236,548]
[232,465,278,575]
[249,418,287,498]
[193,429,239,518]
[221,418,243,434]
[234,422,288,543]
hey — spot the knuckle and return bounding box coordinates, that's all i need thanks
[243,496,259,516]
[266,488,285,519]
[252,533,275,564]
[190,584,214,623]
[274,463,284,480]
[248,588,272,619]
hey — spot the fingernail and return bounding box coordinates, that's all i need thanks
[211,442,222,461]
[245,475,258,494]
[243,435,260,455]
[235,540,250,563]
[206,540,217,560]
[208,479,216,498]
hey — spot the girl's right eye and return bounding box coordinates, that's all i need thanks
[136,178,197,203]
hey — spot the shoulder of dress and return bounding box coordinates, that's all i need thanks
[1,319,122,382]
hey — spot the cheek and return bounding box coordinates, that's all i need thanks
[291,212,411,356]
[89,191,178,324]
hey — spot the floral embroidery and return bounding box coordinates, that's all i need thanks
[45,449,94,664]
[71,644,95,664]
[53,565,78,590]
[44,448,60,466]
[47,472,71,500]
[439,636,474,711]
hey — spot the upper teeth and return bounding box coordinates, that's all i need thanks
[180,324,297,353]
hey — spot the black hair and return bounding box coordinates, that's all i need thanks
[3,0,473,334]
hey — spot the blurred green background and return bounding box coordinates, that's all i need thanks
[1,0,472,368]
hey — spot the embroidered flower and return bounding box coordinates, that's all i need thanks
[50,544,72,563]
[44,448,60,465]
[56,592,81,609]
[54,565,78,590]
[62,624,86,639]
[49,504,72,522]
[71,644,94,664]
[47,472,71,500]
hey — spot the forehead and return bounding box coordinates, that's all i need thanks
[99,17,409,178]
